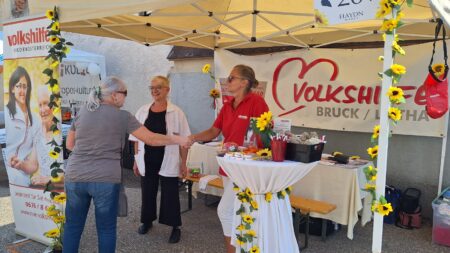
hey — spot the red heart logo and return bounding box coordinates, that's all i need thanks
[272,57,339,116]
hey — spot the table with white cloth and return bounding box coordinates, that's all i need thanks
[186,142,223,197]
[217,157,318,253]
[292,158,372,240]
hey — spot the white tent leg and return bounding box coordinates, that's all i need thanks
[438,105,449,194]
[372,20,395,253]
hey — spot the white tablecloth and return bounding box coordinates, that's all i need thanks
[292,159,372,239]
[217,157,318,253]
[186,142,223,196]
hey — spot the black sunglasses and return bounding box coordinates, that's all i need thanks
[227,76,246,83]
[116,90,128,96]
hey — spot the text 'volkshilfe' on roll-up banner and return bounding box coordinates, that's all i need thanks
[3,16,64,244]
[214,42,447,138]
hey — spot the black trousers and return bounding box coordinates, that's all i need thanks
[140,167,181,227]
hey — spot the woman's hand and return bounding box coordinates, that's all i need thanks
[175,136,193,149]
[9,155,24,171]
[133,161,141,177]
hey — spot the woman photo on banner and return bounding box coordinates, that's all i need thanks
[189,65,269,253]
[4,66,41,187]
[129,76,190,243]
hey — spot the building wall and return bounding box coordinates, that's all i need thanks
[64,33,173,114]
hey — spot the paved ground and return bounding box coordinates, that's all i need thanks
[1,167,450,253]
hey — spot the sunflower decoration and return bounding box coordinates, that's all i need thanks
[364,165,378,182]
[387,86,405,104]
[314,9,329,26]
[372,125,380,141]
[256,148,272,160]
[432,63,446,78]
[265,192,272,203]
[367,145,379,159]
[388,107,402,122]
[251,111,275,149]
[209,88,220,109]
[392,41,405,56]
[372,197,393,216]
[384,63,407,84]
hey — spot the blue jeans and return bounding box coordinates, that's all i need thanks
[63,182,120,253]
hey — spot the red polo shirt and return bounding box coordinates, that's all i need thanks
[214,93,269,176]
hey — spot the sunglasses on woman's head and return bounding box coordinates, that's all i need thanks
[116,90,127,96]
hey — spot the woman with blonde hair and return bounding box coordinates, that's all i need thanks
[190,65,269,253]
[130,75,190,243]
[63,76,191,253]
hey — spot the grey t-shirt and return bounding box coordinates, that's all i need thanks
[65,104,141,183]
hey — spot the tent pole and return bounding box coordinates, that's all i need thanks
[372,17,395,253]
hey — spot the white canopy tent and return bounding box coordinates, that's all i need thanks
[1,1,448,252]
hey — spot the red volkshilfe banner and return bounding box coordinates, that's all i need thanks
[214,43,446,137]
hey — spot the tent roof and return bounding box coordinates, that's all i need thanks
[24,0,439,49]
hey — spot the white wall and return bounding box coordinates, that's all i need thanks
[64,32,173,114]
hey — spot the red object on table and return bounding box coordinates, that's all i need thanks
[271,140,287,162]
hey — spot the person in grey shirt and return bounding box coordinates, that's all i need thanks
[62,76,191,253]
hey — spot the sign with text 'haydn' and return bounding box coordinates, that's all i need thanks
[314,0,379,25]
[214,43,446,137]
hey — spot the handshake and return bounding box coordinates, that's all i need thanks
[175,135,197,149]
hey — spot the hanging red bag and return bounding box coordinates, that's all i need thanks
[424,19,449,119]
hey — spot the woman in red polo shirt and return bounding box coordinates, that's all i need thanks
[190,64,269,253]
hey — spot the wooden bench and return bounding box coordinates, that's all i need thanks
[183,175,336,250]
[183,175,223,212]
[290,195,337,249]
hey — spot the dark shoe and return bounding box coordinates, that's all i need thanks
[168,227,181,243]
[138,223,152,234]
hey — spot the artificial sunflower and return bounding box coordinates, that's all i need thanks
[236,239,245,246]
[250,200,259,210]
[387,86,404,103]
[364,165,378,182]
[51,174,63,183]
[256,148,272,158]
[332,151,343,156]
[233,185,240,192]
[50,61,59,68]
[46,10,55,19]
[52,106,61,115]
[202,64,211,74]
[250,245,260,253]
[245,188,254,198]
[53,129,61,136]
[314,10,328,25]
[390,64,406,75]
[392,41,405,56]
[209,88,220,98]
[388,107,402,122]
[280,190,287,197]
[47,209,59,217]
[44,228,60,238]
[236,224,245,231]
[51,21,60,31]
[52,215,65,223]
[372,125,380,139]
[376,202,393,216]
[390,0,402,6]
[367,145,379,159]
[381,19,398,32]
[365,183,376,191]
[256,119,268,132]
[242,214,254,224]
[49,36,60,45]
[49,150,59,159]
[396,11,405,20]
[246,230,257,237]
[51,84,60,93]
[54,193,67,204]
[265,192,272,202]
[382,33,399,42]
[432,63,446,77]
[378,56,384,61]
[376,1,392,18]
[63,46,71,55]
